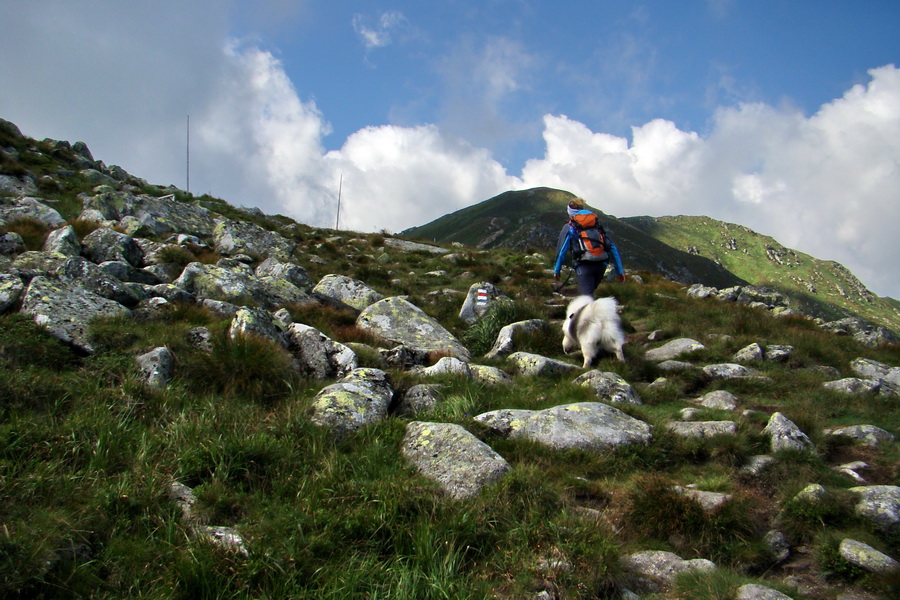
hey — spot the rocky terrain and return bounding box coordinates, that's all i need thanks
[1,118,898,599]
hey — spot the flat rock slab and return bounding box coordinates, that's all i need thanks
[645,338,705,361]
[401,421,511,500]
[475,402,652,452]
[357,296,470,361]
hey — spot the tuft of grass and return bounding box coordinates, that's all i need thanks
[462,299,541,357]
[2,217,50,250]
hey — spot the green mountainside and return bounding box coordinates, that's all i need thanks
[403,188,899,334]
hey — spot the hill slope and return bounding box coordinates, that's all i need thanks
[403,188,899,333]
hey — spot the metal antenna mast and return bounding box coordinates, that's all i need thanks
[186,115,190,194]
[335,174,343,230]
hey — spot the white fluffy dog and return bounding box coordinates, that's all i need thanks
[562,295,626,367]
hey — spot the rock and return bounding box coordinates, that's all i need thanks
[0,196,66,227]
[734,343,764,362]
[213,219,296,261]
[507,351,579,376]
[823,377,881,395]
[766,345,794,363]
[458,281,509,323]
[0,273,25,313]
[56,256,142,307]
[850,357,900,386]
[702,363,761,379]
[736,583,794,600]
[357,297,470,361]
[313,274,384,311]
[821,317,900,347]
[838,539,899,574]
[764,530,791,563]
[573,370,643,405]
[196,525,249,557]
[174,260,311,311]
[673,486,731,511]
[793,484,828,503]
[484,319,549,359]
[622,550,715,592]
[419,356,472,377]
[229,307,287,348]
[255,258,314,292]
[848,485,900,533]
[401,421,511,500]
[98,260,163,286]
[43,225,81,256]
[693,390,739,410]
[657,360,693,372]
[129,193,218,237]
[81,228,143,267]
[395,384,444,417]
[764,413,815,453]
[136,347,175,389]
[285,323,358,380]
[11,250,69,280]
[667,421,738,438]
[826,424,895,447]
[475,402,652,452]
[309,368,394,436]
[645,338,705,361]
[0,232,25,255]
[382,238,450,254]
[20,276,132,353]
[468,364,513,386]
[741,455,776,476]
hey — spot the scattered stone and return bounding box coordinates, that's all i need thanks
[839,539,899,575]
[764,530,791,563]
[850,357,900,386]
[313,274,384,311]
[764,413,815,453]
[136,346,175,389]
[736,583,794,600]
[357,296,470,361]
[734,342,764,362]
[703,363,764,379]
[741,455,776,476]
[823,378,881,395]
[484,318,548,359]
[673,486,731,511]
[458,281,509,323]
[826,424,895,447]
[694,389,739,410]
[507,351,579,376]
[309,368,394,437]
[848,485,900,533]
[645,338,705,361]
[573,370,643,405]
[621,550,715,593]
[656,360,693,372]
[0,273,24,313]
[667,421,737,438]
[395,384,444,417]
[286,323,358,380]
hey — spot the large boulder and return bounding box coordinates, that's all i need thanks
[81,228,144,267]
[474,402,652,452]
[356,297,470,361]
[825,424,895,447]
[256,258,314,293]
[42,225,81,257]
[313,274,384,311]
[850,357,900,386]
[56,256,142,307]
[458,281,509,324]
[848,485,900,533]
[667,421,738,438]
[0,196,66,227]
[173,260,312,310]
[764,412,815,453]
[309,368,393,436]
[622,550,715,593]
[213,219,296,261]
[484,319,548,359]
[286,323,357,380]
[11,251,69,280]
[838,539,900,575]
[130,194,218,237]
[507,351,579,377]
[228,307,287,347]
[401,421,511,500]
[0,274,24,313]
[20,276,132,353]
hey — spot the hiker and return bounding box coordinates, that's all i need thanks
[553,197,625,296]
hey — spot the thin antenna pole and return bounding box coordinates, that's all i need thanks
[335,174,343,229]
[186,115,191,194]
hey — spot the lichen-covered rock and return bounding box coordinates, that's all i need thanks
[573,370,643,405]
[766,345,794,362]
[42,225,81,257]
[693,389,739,410]
[213,219,296,261]
[621,550,715,593]
[173,260,311,310]
[313,274,384,311]
[458,281,509,324]
[733,343,764,362]
[357,296,470,361]
[56,256,142,307]
[702,363,762,379]
[0,232,25,255]
[130,194,218,237]
[823,377,883,396]
[20,276,131,353]
[850,357,900,386]
[82,228,144,267]
[826,424,896,447]
[764,530,791,563]
[395,384,444,417]
[255,258,314,293]
[286,323,357,380]
[382,238,450,254]
[137,346,175,389]
[673,486,731,511]
[484,319,548,359]
[848,485,900,533]
[475,402,652,451]
[793,483,828,503]
[0,273,24,313]
[468,364,513,386]
[838,538,899,575]
[508,351,579,377]
[0,196,66,227]
[229,307,287,348]
[645,338,705,361]
[764,412,815,453]
[97,260,163,286]
[11,250,69,280]
[821,317,900,347]
[667,421,737,438]
[401,421,511,500]
[419,356,472,377]
[310,368,393,436]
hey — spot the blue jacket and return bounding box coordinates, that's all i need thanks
[553,209,624,276]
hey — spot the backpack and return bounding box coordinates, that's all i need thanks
[569,212,609,262]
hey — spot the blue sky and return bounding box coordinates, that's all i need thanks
[1,1,898,297]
